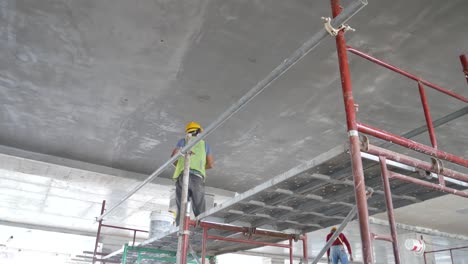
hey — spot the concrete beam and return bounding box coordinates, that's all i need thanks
[0,144,235,198]
[369,217,468,241]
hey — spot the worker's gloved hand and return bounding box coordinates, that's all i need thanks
[350,255,354,262]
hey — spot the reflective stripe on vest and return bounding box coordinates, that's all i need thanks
[172,139,206,179]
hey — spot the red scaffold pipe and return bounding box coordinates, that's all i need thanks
[460,54,468,84]
[418,82,438,149]
[347,46,468,103]
[363,143,468,183]
[389,172,468,198]
[207,235,291,248]
[357,122,468,167]
[331,1,374,263]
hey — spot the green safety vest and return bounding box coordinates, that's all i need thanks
[173,139,207,180]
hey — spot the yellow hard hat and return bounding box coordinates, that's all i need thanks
[331,227,337,232]
[185,121,203,133]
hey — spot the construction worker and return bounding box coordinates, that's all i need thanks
[171,121,214,226]
[326,227,353,264]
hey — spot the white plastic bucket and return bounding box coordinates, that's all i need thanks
[149,210,175,238]
[405,239,425,255]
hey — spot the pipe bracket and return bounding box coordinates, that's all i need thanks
[431,157,444,174]
[321,17,355,36]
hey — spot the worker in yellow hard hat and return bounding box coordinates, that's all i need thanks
[170,121,214,226]
[326,227,353,264]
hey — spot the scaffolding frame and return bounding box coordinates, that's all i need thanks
[331,0,468,263]
[424,245,468,264]
[90,200,210,264]
[195,221,308,264]
[92,0,468,263]
[91,200,149,264]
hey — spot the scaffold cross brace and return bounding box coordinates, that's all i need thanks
[321,17,355,36]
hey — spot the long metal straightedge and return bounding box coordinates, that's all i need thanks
[96,0,368,221]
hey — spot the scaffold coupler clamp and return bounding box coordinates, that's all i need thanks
[431,157,444,175]
[292,234,300,242]
[179,230,191,236]
[365,187,374,198]
[192,219,201,228]
[360,135,370,151]
[321,17,355,36]
[243,227,256,239]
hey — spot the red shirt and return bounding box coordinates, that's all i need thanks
[326,232,352,257]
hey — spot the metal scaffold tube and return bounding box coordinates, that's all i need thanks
[176,134,193,264]
[331,0,373,262]
[96,0,368,222]
[461,54,468,84]
[379,106,468,149]
[357,122,468,167]
[379,156,401,264]
[92,200,106,264]
[347,46,468,103]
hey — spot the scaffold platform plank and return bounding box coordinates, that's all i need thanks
[102,144,466,262]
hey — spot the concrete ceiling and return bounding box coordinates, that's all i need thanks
[0,0,467,192]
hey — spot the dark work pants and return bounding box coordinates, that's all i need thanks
[175,173,206,226]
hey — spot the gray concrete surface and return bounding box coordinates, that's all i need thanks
[1,0,466,192]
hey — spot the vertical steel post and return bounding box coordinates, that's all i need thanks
[122,244,128,264]
[460,54,468,84]
[132,230,137,246]
[418,82,438,149]
[450,249,454,263]
[137,251,142,264]
[289,238,294,264]
[176,134,193,264]
[379,156,401,264]
[302,234,309,263]
[181,201,192,264]
[202,227,208,264]
[330,0,373,262]
[93,200,106,264]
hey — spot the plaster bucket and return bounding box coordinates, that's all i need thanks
[149,210,175,238]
